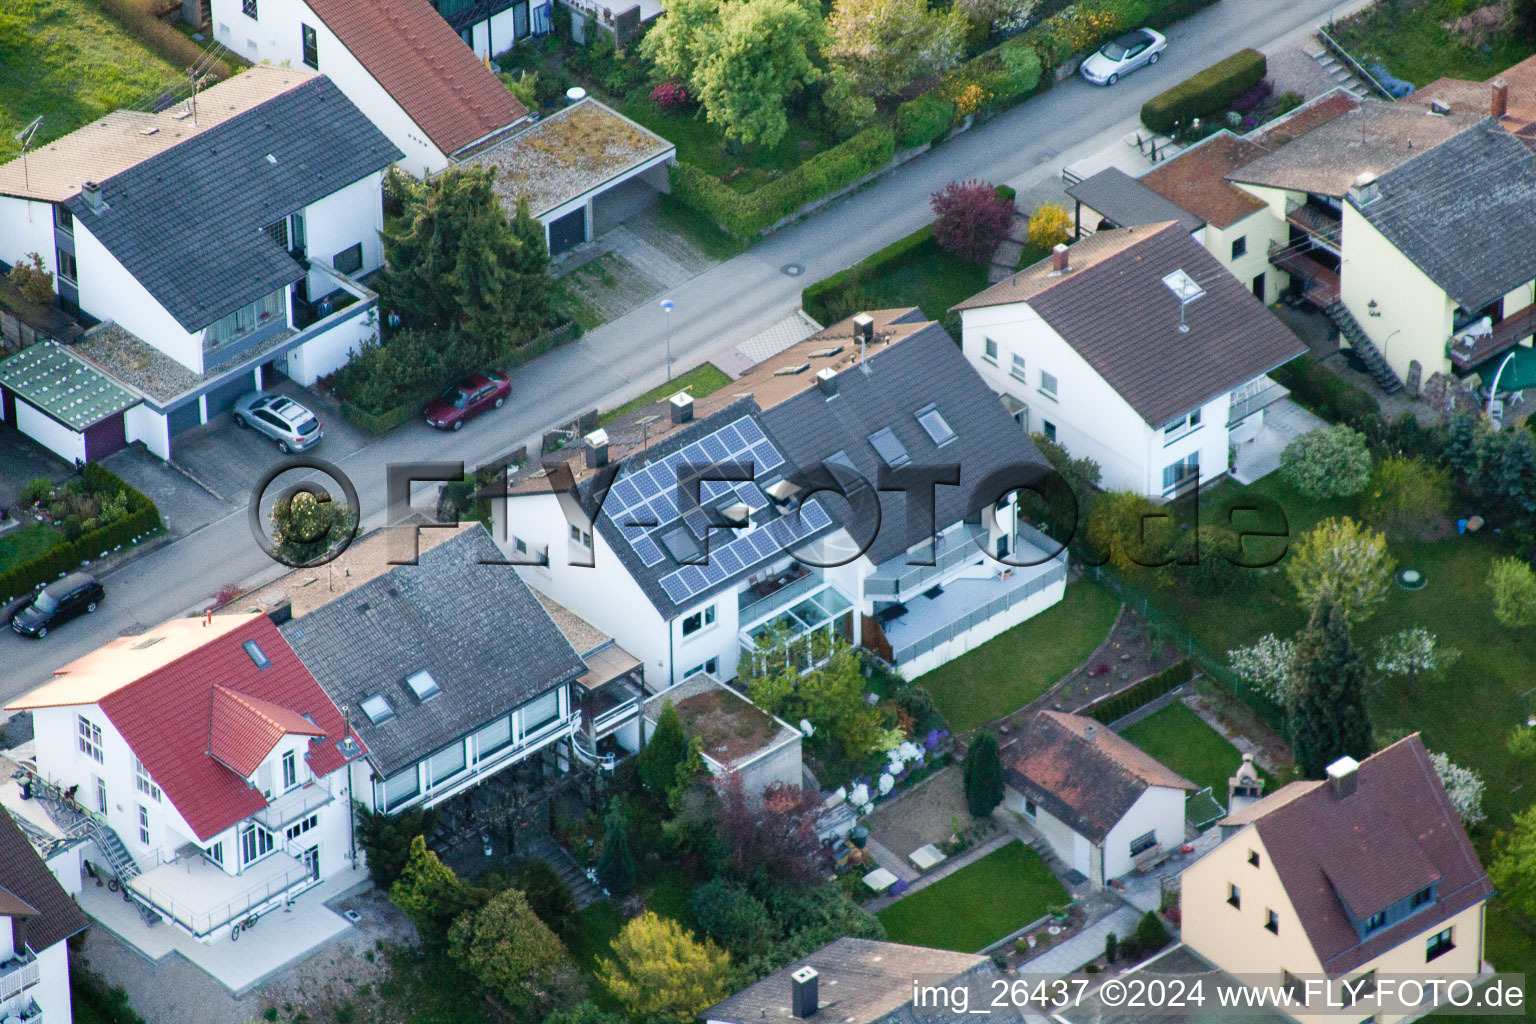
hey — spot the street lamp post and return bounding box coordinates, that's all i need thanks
[660,298,676,381]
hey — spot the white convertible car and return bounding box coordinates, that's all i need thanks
[1080,28,1168,86]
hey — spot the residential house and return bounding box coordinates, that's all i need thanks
[274,524,645,813]
[702,937,994,1024]
[210,0,530,176]
[1220,99,1536,392]
[0,811,90,1024]
[0,67,400,461]
[426,0,552,59]
[954,223,1306,499]
[1001,711,1194,888]
[5,613,365,944]
[491,308,1068,686]
[1182,737,1493,1024]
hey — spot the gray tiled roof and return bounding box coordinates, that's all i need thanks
[1066,167,1204,233]
[0,811,89,952]
[985,223,1306,427]
[64,76,402,332]
[760,320,1050,566]
[280,526,585,776]
[1352,119,1536,311]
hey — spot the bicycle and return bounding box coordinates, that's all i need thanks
[231,910,261,942]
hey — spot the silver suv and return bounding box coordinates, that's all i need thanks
[233,392,323,453]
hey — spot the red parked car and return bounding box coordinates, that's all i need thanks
[424,370,511,430]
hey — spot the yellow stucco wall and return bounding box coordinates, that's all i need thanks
[1204,210,1290,306]
[1339,204,1455,383]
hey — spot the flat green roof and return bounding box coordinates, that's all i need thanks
[0,341,139,431]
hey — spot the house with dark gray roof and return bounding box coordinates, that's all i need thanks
[490,308,1068,689]
[1182,737,1492,1015]
[0,810,90,1024]
[955,223,1305,499]
[278,525,643,813]
[0,66,400,463]
[1002,710,1194,888]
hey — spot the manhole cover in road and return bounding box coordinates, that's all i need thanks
[781,263,803,276]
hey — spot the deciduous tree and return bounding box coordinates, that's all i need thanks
[597,912,732,1022]
[1227,633,1296,706]
[1488,556,1536,628]
[1026,204,1071,251]
[8,252,54,305]
[1289,602,1372,779]
[716,775,823,889]
[930,180,1015,263]
[1373,627,1459,698]
[1279,425,1371,499]
[269,490,356,567]
[1365,455,1451,534]
[1429,751,1486,827]
[449,888,584,1018]
[964,731,1004,817]
[1491,805,1536,924]
[1286,517,1394,624]
[825,0,966,98]
[1084,490,1174,573]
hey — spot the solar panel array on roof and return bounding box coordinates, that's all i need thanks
[603,415,778,567]
[656,499,832,605]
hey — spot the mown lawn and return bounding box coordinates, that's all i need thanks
[920,580,1122,734]
[0,523,65,573]
[1121,701,1272,800]
[1329,0,1536,86]
[0,0,182,159]
[878,841,1066,952]
[620,98,823,190]
[600,363,732,425]
[806,230,991,331]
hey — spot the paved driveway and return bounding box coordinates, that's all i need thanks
[170,379,373,508]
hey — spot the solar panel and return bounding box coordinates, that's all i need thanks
[735,482,768,510]
[611,478,641,509]
[702,435,729,462]
[633,535,665,567]
[683,507,711,540]
[715,547,742,574]
[661,576,691,603]
[737,419,766,445]
[652,497,834,604]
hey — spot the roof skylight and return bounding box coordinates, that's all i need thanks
[405,670,441,702]
[361,694,396,725]
[242,640,271,670]
[868,428,912,467]
[915,405,956,446]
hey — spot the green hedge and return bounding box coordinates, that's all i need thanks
[802,224,934,325]
[1141,47,1266,135]
[896,93,957,149]
[670,127,895,238]
[1086,659,1194,723]
[1270,355,1380,428]
[0,464,163,605]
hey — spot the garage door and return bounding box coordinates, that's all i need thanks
[84,412,128,461]
[167,400,201,436]
[547,208,586,256]
[205,372,254,419]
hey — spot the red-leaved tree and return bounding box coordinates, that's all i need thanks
[930,180,1015,263]
[715,775,823,890]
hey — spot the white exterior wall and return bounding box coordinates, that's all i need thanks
[898,572,1066,679]
[1100,785,1187,882]
[210,0,450,175]
[302,172,386,290]
[0,197,61,276]
[1203,210,1287,306]
[467,8,522,58]
[34,941,74,1024]
[671,589,742,686]
[1008,787,1089,877]
[70,220,207,373]
[15,400,85,464]
[1141,391,1233,496]
[286,315,377,386]
[124,404,172,460]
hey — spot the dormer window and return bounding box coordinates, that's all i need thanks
[1363,910,1387,933]
[1411,885,1434,909]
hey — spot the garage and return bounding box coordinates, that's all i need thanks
[460,98,676,258]
[0,340,139,467]
[205,368,258,418]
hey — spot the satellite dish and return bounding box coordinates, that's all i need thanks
[799,718,815,736]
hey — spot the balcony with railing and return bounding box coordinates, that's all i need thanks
[0,949,38,1003]
[878,526,1067,667]
[1449,306,1536,372]
[1270,243,1340,306]
[737,563,819,624]
[126,839,320,939]
[1227,375,1289,426]
[865,523,988,602]
[252,781,336,832]
[0,996,41,1023]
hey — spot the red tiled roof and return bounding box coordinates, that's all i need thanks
[305,0,528,156]
[97,614,364,841]
[1140,134,1269,229]
[1002,710,1194,841]
[208,684,326,777]
[1241,735,1493,976]
[1245,91,1360,150]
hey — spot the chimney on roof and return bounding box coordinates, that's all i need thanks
[790,966,819,1019]
[1493,79,1510,119]
[81,181,105,214]
[1326,755,1359,800]
[852,312,875,347]
[1052,243,1069,273]
[816,366,837,398]
[584,428,610,469]
[669,391,694,425]
[1084,722,1097,745]
[1348,171,1380,207]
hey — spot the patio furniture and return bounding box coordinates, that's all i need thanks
[863,867,898,893]
[1133,845,1170,873]
[909,843,947,871]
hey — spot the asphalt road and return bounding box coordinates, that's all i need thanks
[0,0,1366,700]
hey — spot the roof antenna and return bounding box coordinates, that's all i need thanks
[13,116,42,192]
[1161,270,1207,334]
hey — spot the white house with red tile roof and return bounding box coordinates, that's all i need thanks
[211,0,530,176]
[6,613,365,944]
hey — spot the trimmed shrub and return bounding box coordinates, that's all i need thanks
[1135,909,1170,952]
[801,224,934,324]
[1271,355,1380,428]
[670,127,895,238]
[1230,78,1273,114]
[896,93,957,149]
[1141,48,1267,135]
[1085,660,1194,723]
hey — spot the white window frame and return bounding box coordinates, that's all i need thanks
[78,715,104,764]
[681,604,716,636]
[135,758,161,802]
[1039,370,1058,399]
[137,804,151,846]
[281,749,298,791]
[239,822,275,866]
[1010,353,1027,382]
[983,337,999,364]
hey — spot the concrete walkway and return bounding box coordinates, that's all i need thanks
[1019,904,1142,974]
[1232,398,1327,484]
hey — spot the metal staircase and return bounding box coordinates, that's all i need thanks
[1325,301,1403,394]
[31,783,162,927]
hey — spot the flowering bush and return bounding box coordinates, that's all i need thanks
[651,80,689,109]
[1431,752,1486,827]
[1230,78,1272,113]
[1228,632,1296,705]
[1026,5,1123,67]
[948,82,989,117]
